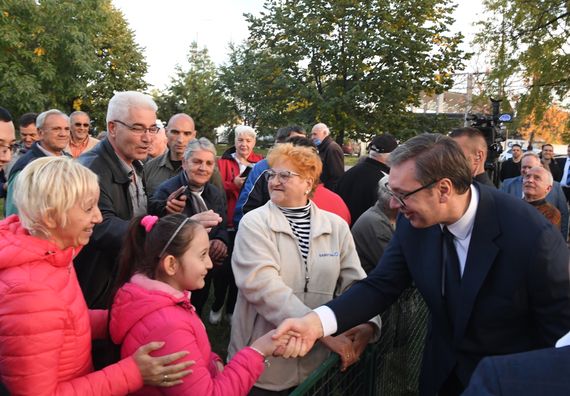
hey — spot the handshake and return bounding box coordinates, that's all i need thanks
[251,312,376,372]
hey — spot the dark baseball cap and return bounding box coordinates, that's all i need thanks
[368,134,398,153]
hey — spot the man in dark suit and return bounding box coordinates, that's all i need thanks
[462,345,570,396]
[556,143,570,205]
[274,133,570,396]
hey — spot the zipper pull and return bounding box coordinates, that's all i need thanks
[304,276,309,293]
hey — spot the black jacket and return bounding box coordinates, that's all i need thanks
[148,172,228,245]
[318,136,345,191]
[336,157,390,224]
[74,138,143,308]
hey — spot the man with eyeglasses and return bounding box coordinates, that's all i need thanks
[65,111,99,158]
[75,92,221,311]
[5,109,71,216]
[0,107,16,200]
[273,133,570,396]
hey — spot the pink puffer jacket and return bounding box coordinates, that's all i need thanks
[0,215,143,395]
[109,274,265,395]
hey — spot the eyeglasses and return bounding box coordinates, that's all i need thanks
[0,144,16,155]
[74,123,90,128]
[384,179,439,208]
[113,120,159,134]
[265,169,301,183]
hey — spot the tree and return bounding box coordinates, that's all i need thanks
[224,0,466,142]
[0,0,147,130]
[80,2,148,131]
[518,105,570,144]
[155,42,233,141]
[475,0,570,124]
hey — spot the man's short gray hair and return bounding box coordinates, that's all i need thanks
[312,123,330,136]
[36,109,68,130]
[184,137,217,161]
[106,91,157,124]
[377,174,392,212]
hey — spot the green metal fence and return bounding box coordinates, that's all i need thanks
[291,288,429,396]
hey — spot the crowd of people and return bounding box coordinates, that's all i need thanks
[0,92,569,396]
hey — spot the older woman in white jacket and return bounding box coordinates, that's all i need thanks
[229,143,381,396]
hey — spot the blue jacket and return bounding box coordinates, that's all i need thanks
[463,346,570,396]
[149,172,228,245]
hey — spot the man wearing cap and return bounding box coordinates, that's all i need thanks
[336,133,398,224]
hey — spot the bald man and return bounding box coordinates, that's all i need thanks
[144,113,197,197]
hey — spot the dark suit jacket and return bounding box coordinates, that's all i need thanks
[462,346,570,396]
[327,183,570,396]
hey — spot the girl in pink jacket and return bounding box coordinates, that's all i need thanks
[109,214,291,395]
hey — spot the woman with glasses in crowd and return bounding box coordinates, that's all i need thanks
[228,143,381,395]
[0,157,192,395]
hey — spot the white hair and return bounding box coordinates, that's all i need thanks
[234,125,257,141]
[36,109,68,130]
[106,91,157,124]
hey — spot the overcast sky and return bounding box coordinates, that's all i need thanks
[112,0,486,90]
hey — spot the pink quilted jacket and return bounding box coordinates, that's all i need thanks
[109,274,265,395]
[0,215,143,395]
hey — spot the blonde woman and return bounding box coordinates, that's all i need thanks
[0,157,192,395]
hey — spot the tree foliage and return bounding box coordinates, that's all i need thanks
[475,0,570,124]
[519,105,570,144]
[219,0,466,142]
[0,0,147,130]
[155,42,233,141]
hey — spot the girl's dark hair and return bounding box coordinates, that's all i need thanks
[115,214,201,289]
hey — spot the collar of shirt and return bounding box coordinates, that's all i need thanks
[441,184,479,276]
[37,142,61,157]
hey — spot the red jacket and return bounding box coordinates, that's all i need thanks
[109,275,265,395]
[0,215,142,395]
[218,146,263,228]
[313,184,352,225]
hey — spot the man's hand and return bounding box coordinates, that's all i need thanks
[209,239,228,262]
[190,210,222,232]
[273,312,324,358]
[320,335,357,372]
[165,186,187,214]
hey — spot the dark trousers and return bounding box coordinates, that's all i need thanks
[249,386,296,396]
[211,231,238,314]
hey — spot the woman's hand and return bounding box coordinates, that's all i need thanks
[233,176,245,189]
[133,341,194,387]
[341,323,375,362]
[320,334,357,372]
[209,239,228,262]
